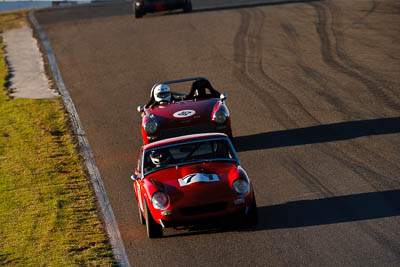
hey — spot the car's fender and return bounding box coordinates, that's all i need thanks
[211,100,230,118]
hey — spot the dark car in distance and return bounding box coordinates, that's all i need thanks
[134,0,192,18]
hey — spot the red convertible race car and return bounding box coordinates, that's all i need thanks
[130,133,257,238]
[137,77,233,145]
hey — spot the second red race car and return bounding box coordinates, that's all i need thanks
[137,77,233,145]
[130,133,258,238]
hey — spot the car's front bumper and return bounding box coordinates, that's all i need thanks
[155,195,253,228]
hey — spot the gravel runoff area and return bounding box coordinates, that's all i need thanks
[2,26,59,98]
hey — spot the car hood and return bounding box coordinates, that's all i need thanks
[147,98,219,122]
[145,161,239,206]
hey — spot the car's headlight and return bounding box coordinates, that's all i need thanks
[232,179,249,196]
[151,191,169,210]
[144,120,158,134]
[213,110,228,124]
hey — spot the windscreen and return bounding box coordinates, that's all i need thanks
[143,139,235,175]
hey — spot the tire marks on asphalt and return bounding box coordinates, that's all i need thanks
[302,0,400,191]
[233,2,400,251]
[232,2,399,198]
[232,9,295,129]
[280,20,364,120]
[328,0,400,103]
[309,1,400,113]
[232,8,320,129]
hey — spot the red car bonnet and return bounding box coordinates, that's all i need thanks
[147,98,219,121]
[144,162,240,202]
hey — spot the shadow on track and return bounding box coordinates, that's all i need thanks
[162,189,400,237]
[245,189,400,231]
[234,117,400,152]
[191,0,321,14]
[165,0,321,16]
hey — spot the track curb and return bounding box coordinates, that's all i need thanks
[28,10,131,267]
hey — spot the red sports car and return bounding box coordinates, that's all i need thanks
[137,77,233,145]
[130,133,257,238]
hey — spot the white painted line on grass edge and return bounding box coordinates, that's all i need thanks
[28,10,131,267]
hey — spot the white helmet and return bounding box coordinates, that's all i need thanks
[150,150,167,166]
[153,84,171,104]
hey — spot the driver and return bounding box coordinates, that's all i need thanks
[149,150,170,168]
[145,83,178,108]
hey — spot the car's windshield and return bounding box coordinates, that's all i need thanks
[143,139,236,175]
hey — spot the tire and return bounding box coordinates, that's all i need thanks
[144,201,163,238]
[135,8,143,18]
[138,202,145,225]
[245,193,258,226]
[183,0,192,13]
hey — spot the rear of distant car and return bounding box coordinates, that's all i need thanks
[134,0,192,18]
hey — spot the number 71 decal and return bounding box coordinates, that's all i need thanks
[178,173,219,187]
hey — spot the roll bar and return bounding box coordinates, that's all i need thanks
[149,77,208,97]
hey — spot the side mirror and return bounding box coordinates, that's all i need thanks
[220,93,227,101]
[130,174,138,181]
[137,105,144,113]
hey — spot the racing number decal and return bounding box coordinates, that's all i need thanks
[178,173,220,187]
[173,110,196,118]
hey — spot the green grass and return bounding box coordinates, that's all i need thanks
[0,10,27,31]
[0,11,115,266]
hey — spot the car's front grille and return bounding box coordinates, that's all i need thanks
[160,123,214,139]
[180,202,228,216]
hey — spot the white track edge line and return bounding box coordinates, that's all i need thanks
[28,10,131,267]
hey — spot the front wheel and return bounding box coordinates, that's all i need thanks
[144,201,163,238]
[245,194,258,226]
[183,0,192,12]
[135,8,143,18]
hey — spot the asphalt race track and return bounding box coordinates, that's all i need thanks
[34,0,400,265]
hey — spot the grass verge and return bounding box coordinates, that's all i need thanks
[0,10,115,265]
